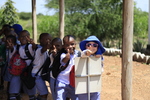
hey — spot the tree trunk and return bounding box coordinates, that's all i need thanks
[122,0,133,100]
[59,0,65,39]
[32,0,37,43]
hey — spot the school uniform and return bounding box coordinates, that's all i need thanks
[9,44,36,96]
[55,50,79,100]
[32,47,48,95]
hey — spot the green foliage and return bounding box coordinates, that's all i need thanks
[37,15,59,38]
[18,12,32,20]
[134,5,148,39]
[45,0,123,41]
[133,40,145,52]
[0,0,18,27]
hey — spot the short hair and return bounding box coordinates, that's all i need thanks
[19,30,30,37]
[52,38,62,43]
[39,33,52,40]
[63,35,75,43]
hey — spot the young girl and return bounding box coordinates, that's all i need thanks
[77,35,105,100]
[32,33,52,100]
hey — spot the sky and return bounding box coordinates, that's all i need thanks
[0,0,149,15]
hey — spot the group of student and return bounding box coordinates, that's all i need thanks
[0,24,105,100]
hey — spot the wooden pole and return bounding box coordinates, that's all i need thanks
[59,0,65,39]
[147,0,150,50]
[32,0,37,43]
[122,0,133,100]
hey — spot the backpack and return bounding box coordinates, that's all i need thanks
[51,49,81,78]
[0,44,6,67]
[9,50,27,76]
[40,56,51,82]
[9,44,33,76]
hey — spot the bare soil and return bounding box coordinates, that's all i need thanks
[0,55,150,100]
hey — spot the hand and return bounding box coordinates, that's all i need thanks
[26,36,34,44]
[6,39,13,48]
[86,49,92,56]
[65,49,71,59]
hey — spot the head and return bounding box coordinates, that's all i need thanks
[80,35,105,55]
[6,35,17,48]
[4,29,16,37]
[2,24,12,32]
[39,33,52,47]
[63,35,76,54]
[85,41,99,54]
[51,38,62,52]
[19,30,30,45]
[12,24,23,36]
[2,24,12,36]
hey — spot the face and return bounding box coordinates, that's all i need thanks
[19,31,29,45]
[86,42,98,54]
[63,37,76,54]
[52,40,62,52]
[40,34,52,48]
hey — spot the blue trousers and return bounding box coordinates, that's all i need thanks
[9,75,36,95]
[55,80,78,100]
[49,77,56,100]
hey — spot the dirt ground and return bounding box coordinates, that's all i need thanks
[0,55,150,100]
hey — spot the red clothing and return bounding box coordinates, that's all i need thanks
[69,65,75,87]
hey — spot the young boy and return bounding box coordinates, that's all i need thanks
[49,37,63,100]
[55,35,80,100]
[8,30,37,100]
[77,35,105,100]
[32,33,52,100]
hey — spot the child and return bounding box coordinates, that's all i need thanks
[49,37,63,100]
[32,33,52,100]
[8,30,37,100]
[55,35,80,100]
[3,35,17,99]
[77,35,105,100]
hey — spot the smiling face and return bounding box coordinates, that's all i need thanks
[51,38,62,52]
[63,36,76,54]
[19,30,30,45]
[39,33,52,49]
[85,41,98,54]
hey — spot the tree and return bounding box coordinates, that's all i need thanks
[134,5,148,38]
[18,12,32,20]
[0,0,18,27]
[45,0,123,41]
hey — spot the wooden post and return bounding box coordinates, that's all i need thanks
[147,0,150,50]
[59,0,65,39]
[122,0,133,100]
[32,0,37,43]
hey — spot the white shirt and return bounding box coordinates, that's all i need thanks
[19,44,34,66]
[32,47,49,75]
[57,50,79,84]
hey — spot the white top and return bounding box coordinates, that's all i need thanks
[57,50,79,84]
[19,44,34,66]
[32,47,49,75]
